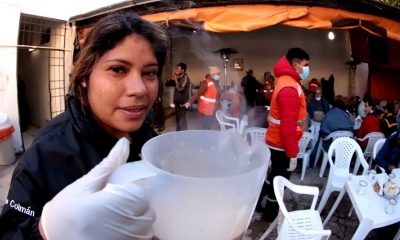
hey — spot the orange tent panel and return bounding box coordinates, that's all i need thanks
[142,4,400,41]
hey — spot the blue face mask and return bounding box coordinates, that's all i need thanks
[212,74,221,81]
[300,66,310,80]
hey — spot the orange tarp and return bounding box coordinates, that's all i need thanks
[142,5,400,41]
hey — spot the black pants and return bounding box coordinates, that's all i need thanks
[261,148,291,221]
[175,104,188,131]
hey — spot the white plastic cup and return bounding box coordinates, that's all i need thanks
[357,180,368,195]
[385,199,397,215]
[368,170,377,183]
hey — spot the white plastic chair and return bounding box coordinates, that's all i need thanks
[317,137,369,213]
[310,120,321,150]
[314,131,354,177]
[238,114,248,135]
[215,110,239,132]
[372,138,386,160]
[299,132,314,181]
[260,176,331,240]
[243,127,267,146]
[355,132,385,168]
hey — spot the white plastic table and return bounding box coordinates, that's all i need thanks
[323,169,400,240]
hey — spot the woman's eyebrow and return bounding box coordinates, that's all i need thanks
[105,58,132,65]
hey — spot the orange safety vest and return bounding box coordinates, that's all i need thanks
[266,75,307,148]
[198,79,217,116]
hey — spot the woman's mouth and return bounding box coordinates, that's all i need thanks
[119,105,146,118]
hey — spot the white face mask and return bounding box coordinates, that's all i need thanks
[300,66,310,80]
[212,74,220,81]
[315,96,321,101]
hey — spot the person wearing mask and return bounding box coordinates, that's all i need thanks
[0,13,169,239]
[172,62,191,131]
[381,102,398,137]
[183,66,220,129]
[355,96,381,149]
[307,87,330,122]
[259,47,310,221]
[262,71,275,106]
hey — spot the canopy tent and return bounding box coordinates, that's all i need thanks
[142,5,400,42]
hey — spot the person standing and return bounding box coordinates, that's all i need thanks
[261,47,310,221]
[183,66,220,129]
[241,69,262,111]
[262,71,275,106]
[172,62,190,131]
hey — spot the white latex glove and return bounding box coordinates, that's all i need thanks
[40,138,154,240]
[181,102,191,109]
[287,157,297,172]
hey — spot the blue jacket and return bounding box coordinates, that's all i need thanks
[375,131,400,172]
[319,107,354,151]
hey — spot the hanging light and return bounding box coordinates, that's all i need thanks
[328,31,335,40]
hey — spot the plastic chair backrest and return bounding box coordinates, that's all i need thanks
[215,110,236,131]
[273,176,331,238]
[327,137,364,171]
[361,132,385,158]
[244,127,267,146]
[372,138,386,159]
[297,132,313,158]
[324,130,354,142]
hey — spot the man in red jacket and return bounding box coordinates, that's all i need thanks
[355,96,380,149]
[259,47,310,221]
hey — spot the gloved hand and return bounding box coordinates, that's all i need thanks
[40,138,154,240]
[181,102,191,109]
[287,157,297,172]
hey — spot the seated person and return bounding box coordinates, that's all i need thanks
[355,96,381,149]
[375,128,400,173]
[307,87,330,122]
[381,102,398,137]
[319,99,354,152]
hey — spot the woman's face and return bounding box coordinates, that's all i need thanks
[86,33,159,139]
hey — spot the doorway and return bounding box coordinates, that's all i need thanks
[17,14,66,151]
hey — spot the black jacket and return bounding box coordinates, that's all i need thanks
[0,95,157,239]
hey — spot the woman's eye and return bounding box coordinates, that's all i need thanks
[110,66,125,73]
[143,70,158,78]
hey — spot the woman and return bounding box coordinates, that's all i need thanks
[0,13,169,239]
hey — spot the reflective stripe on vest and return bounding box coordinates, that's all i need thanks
[268,115,306,126]
[200,95,216,103]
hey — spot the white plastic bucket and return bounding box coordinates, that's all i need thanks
[0,112,15,165]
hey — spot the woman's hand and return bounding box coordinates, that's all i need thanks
[40,138,154,240]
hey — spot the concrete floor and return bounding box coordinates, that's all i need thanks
[0,109,395,239]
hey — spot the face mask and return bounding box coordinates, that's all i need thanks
[212,75,220,81]
[299,66,310,80]
[315,96,321,101]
